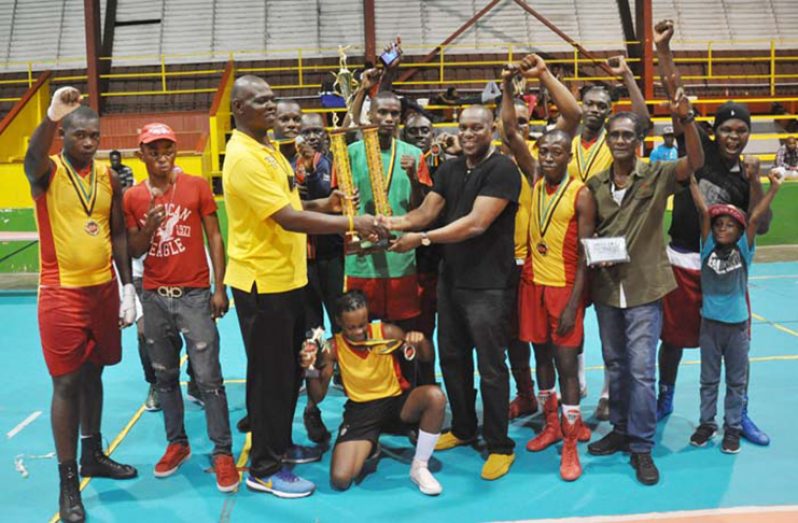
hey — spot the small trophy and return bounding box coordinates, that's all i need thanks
[302,327,328,378]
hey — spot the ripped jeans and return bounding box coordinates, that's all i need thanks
[142,287,232,455]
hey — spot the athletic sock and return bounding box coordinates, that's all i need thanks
[413,430,440,465]
[539,387,556,405]
[561,404,581,424]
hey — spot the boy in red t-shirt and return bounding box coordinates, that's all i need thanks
[123,123,238,492]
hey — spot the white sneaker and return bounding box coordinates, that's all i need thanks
[410,460,442,496]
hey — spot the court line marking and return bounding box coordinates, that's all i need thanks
[47,355,188,523]
[752,312,798,337]
[749,274,798,281]
[43,310,798,521]
[47,406,147,523]
[7,410,41,439]
[499,504,798,523]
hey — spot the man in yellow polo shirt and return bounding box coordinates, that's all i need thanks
[223,75,384,499]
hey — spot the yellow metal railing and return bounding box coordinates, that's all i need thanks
[3,38,798,102]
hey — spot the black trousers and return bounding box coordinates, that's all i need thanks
[305,255,344,333]
[232,285,306,477]
[437,281,515,454]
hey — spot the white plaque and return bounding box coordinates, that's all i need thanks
[582,237,630,266]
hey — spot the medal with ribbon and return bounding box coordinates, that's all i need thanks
[575,128,606,182]
[536,178,572,256]
[61,154,100,236]
[343,336,415,361]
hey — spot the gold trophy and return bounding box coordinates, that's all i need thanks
[328,128,361,254]
[328,46,393,255]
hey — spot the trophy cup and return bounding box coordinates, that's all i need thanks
[328,46,393,255]
[328,128,362,254]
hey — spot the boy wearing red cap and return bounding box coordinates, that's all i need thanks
[123,123,238,491]
[687,169,782,453]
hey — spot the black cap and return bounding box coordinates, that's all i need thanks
[713,101,751,131]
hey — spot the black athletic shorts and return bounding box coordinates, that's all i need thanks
[335,392,414,446]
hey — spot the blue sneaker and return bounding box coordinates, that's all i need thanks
[741,396,770,446]
[656,384,674,422]
[283,444,322,464]
[246,467,315,498]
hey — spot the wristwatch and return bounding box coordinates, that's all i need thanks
[420,232,432,247]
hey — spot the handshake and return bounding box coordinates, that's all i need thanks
[343,213,423,254]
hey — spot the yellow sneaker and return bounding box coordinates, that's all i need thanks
[434,431,472,451]
[481,452,515,480]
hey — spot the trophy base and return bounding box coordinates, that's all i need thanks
[357,238,393,254]
[343,233,396,256]
[344,232,362,255]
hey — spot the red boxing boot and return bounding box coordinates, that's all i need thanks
[560,415,583,481]
[577,417,591,442]
[509,368,538,420]
[526,395,562,452]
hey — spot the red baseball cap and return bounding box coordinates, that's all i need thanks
[138,123,177,145]
[708,203,747,229]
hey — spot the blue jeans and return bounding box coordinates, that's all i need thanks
[142,287,232,455]
[699,318,749,432]
[595,300,662,453]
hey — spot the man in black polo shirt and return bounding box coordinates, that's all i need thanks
[386,105,520,481]
[653,19,771,446]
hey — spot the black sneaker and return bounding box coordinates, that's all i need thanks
[186,380,204,407]
[630,452,659,485]
[690,424,717,447]
[237,415,251,433]
[721,430,741,454]
[587,430,629,456]
[303,405,331,443]
[59,461,85,523]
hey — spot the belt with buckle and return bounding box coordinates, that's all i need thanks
[157,286,184,298]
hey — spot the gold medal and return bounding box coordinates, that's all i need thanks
[535,178,571,255]
[84,218,100,236]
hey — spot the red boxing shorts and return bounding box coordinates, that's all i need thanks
[661,246,702,348]
[345,274,420,322]
[38,280,122,377]
[518,280,584,348]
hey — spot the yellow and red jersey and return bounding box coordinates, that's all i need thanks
[333,321,409,403]
[568,132,613,183]
[525,177,584,287]
[35,155,114,288]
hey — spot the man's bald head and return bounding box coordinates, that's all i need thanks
[231,75,268,102]
[231,75,277,135]
[460,105,494,126]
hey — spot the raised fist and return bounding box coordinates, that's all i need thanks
[606,55,631,77]
[519,54,548,79]
[654,19,675,47]
[48,86,82,122]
